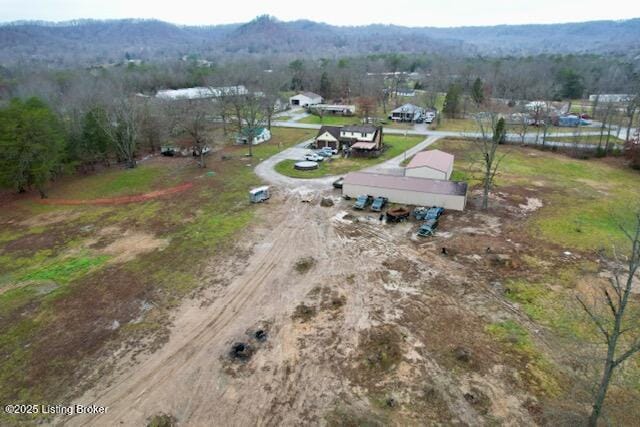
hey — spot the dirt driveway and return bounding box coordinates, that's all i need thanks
[66,191,539,426]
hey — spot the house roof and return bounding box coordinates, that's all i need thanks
[156,85,247,100]
[316,126,341,141]
[406,150,454,173]
[342,125,378,134]
[314,104,356,111]
[391,103,422,114]
[351,142,378,150]
[294,91,322,99]
[240,127,267,137]
[344,172,467,196]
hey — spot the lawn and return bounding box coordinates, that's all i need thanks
[297,115,362,126]
[545,134,625,145]
[432,138,640,252]
[435,118,478,132]
[0,126,313,423]
[274,135,423,178]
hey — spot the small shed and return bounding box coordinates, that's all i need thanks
[342,172,467,211]
[405,150,454,180]
[236,127,272,145]
[249,186,270,203]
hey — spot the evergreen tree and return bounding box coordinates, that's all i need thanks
[0,98,66,197]
[557,68,585,99]
[472,78,484,106]
[319,72,331,99]
[443,84,462,118]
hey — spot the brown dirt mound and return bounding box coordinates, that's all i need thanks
[37,182,193,206]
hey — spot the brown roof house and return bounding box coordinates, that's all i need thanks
[405,149,454,180]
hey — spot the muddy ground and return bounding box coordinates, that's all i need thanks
[61,187,621,426]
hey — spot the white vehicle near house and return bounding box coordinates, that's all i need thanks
[305,153,325,162]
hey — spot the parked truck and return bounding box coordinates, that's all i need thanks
[353,195,373,210]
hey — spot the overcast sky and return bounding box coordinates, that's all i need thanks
[1,0,638,27]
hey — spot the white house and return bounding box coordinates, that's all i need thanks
[405,150,454,180]
[289,92,323,107]
[390,103,424,122]
[343,172,467,211]
[236,127,272,145]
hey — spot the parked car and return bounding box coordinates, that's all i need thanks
[332,177,344,189]
[425,207,445,220]
[353,195,373,210]
[305,153,324,162]
[413,207,430,220]
[320,146,338,155]
[316,150,333,158]
[417,219,438,237]
[370,196,388,212]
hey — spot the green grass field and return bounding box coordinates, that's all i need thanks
[433,138,640,252]
[546,134,625,145]
[274,135,423,178]
[0,126,313,421]
[297,115,362,126]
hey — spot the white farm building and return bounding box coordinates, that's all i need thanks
[405,149,454,180]
[343,172,468,211]
[289,92,323,107]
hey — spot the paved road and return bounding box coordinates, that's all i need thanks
[271,120,624,150]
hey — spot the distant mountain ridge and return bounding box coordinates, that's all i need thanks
[0,16,639,65]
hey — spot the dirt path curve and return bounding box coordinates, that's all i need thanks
[38,182,193,206]
[254,135,442,190]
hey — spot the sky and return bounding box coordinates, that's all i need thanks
[1,0,638,27]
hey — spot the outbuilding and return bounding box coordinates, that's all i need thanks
[342,172,467,211]
[289,92,323,107]
[405,149,454,180]
[236,127,272,145]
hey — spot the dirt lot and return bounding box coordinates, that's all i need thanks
[61,182,639,426]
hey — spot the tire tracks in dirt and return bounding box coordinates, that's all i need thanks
[66,199,318,426]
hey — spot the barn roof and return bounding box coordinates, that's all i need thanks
[343,172,467,196]
[406,150,454,173]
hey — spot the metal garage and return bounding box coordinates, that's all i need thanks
[405,149,454,180]
[342,172,468,211]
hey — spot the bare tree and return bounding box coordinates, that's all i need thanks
[512,111,530,146]
[236,93,266,157]
[168,99,213,168]
[473,113,507,210]
[96,97,140,168]
[624,95,638,142]
[356,96,376,124]
[578,210,640,426]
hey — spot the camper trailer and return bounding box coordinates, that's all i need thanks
[249,186,270,203]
